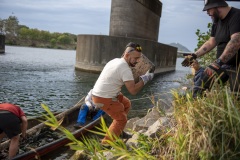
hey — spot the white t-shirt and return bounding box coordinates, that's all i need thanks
[92,58,134,98]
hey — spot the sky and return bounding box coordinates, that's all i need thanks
[0,0,240,52]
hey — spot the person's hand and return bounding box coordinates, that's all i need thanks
[140,70,154,85]
[181,54,197,67]
[20,134,28,143]
[204,61,220,77]
[204,61,229,84]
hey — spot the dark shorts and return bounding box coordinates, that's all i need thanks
[0,111,21,139]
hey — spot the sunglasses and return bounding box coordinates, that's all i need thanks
[135,46,142,52]
[127,45,142,53]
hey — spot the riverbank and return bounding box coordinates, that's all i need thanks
[6,42,76,50]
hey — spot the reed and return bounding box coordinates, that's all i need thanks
[168,84,240,160]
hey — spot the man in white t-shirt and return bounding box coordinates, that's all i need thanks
[92,42,154,144]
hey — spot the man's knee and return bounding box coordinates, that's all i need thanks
[122,96,131,108]
[115,115,127,124]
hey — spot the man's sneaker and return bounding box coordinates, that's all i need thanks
[73,123,84,129]
[120,131,132,139]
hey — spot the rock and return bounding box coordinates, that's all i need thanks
[144,117,171,138]
[124,117,140,133]
[126,133,139,148]
[103,151,114,160]
[133,107,161,132]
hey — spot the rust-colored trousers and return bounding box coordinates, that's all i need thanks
[92,93,131,143]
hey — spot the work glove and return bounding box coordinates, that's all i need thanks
[140,70,154,85]
[205,61,220,77]
[181,53,197,67]
[85,89,94,111]
[204,61,229,83]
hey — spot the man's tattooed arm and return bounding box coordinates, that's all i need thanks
[220,32,240,63]
[195,37,217,57]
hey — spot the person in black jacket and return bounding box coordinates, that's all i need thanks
[191,60,205,98]
[182,60,205,98]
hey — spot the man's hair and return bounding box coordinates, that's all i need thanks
[125,42,142,52]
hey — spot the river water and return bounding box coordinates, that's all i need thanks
[0,46,192,159]
[0,46,191,118]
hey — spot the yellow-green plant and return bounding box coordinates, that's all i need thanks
[167,84,240,160]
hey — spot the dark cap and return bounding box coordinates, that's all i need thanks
[203,0,228,11]
[125,42,142,52]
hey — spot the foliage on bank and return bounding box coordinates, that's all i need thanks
[0,15,77,50]
[195,23,216,67]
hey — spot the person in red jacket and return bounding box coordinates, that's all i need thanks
[0,103,28,159]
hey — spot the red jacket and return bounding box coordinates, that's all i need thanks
[0,103,25,118]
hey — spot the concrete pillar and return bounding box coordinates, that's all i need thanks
[75,0,177,74]
[75,35,177,74]
[0,35,5,53]
[109,0,162,42]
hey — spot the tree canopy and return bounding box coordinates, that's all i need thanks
[0,15,77,50]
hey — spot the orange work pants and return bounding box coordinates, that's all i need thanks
[92,93,131,143]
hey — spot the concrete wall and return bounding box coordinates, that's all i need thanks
[0,35,5,53]
[109,0,162,42]
[75,35,177,74]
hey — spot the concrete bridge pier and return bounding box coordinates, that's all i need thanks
[75,35,177,74]
[0,35,5,53]
[75,0,177,74]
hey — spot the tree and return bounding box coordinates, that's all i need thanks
[0,18,5,34]
[18,27,30,40]
[195,23,216,67]
[50,38,57,47]
[39,30,51,42]
[57,34,73,44]
[5,16,19,36]
[1,15,77,49]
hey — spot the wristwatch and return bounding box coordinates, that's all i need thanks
[216,58,224,66]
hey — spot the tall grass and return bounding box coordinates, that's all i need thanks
[169,85,240,160]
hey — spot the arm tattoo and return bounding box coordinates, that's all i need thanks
[221,33,240,63]
[203,47,207,52]
[196,45,208,57]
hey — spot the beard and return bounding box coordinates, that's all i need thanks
[129,62,137,67]
[127,57,138,67]
[211,9,220,23]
